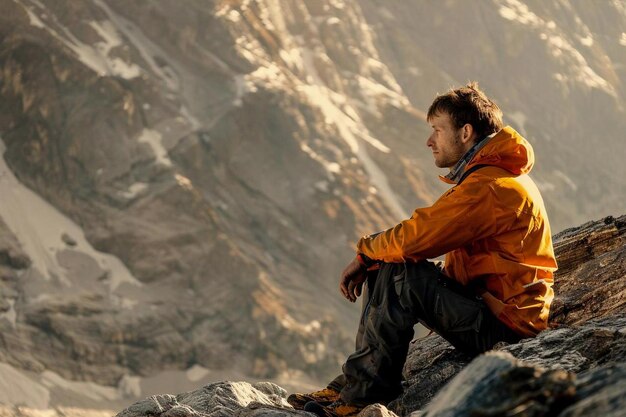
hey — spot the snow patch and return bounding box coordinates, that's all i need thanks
[498,6,517,21]
[118,182,148,199]
[226,9,241,23]
[297,83,405,217]
[279,314,322,335]
[92,0,181,91]
[278,47,305,74]
[0,138,141,292]
[137,129,172,167]
[15,1,141,80]
[326,162,341,174]
[329,0,346,10]
[175,173,194,191]
[300,143,341,178]
[215,3,231,17]
[499,0,615,96]
[247,63,285,89]
[226,10,408,218]
[46,26,113,77]
[257,2,277,32]
[295,44,405,218]
[578,35,593,47]
[89,20,141,79]
[0,362,50,409]
[498,1,541,26]
[234,34,266,65]
[577,65,613,93]
[23,3,45,28]
[356,75,409,114]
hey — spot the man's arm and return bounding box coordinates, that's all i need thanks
[357,178,498,263]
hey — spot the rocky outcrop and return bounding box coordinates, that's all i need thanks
[115,382,295,417]
[392,313,626,417]
[113,214,626,417]
[549,215,626,326]
[392,214,626,415]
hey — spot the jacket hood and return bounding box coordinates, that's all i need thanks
[439,126,534,184]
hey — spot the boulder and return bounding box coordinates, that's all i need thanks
[115,381,296,417]
[412,351,576,417]
[406,324,625,417]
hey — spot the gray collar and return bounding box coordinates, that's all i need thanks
[444,133,496,184]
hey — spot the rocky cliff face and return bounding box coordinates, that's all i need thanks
[0,0,625,414]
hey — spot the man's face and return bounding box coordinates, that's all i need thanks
[426,112,467,169]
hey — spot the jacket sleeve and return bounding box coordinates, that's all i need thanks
[356,178,498,262]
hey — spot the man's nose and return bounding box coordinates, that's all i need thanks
[426,135,434,147]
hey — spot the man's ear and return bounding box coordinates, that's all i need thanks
[461,123,477,144]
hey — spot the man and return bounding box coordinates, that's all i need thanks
[288,82,557,417]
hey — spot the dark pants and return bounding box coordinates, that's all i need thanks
[327,261,521,405]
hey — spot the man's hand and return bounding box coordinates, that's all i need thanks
[340,257,367,302]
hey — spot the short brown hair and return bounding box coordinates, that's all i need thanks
[427,82,503,140]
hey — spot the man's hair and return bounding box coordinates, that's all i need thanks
[427,82,503,141]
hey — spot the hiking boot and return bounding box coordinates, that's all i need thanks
[286,387,341,410]
[304,400,364,417]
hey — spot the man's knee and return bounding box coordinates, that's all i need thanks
[376,260,442,320]
[396,261,442,297]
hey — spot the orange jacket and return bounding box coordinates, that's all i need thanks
[356,127,557,337]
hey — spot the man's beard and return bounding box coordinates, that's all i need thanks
[438,133,465,169]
